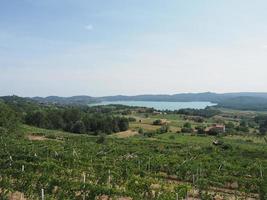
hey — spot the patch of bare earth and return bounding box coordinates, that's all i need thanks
[113,130,139,138]
[9,191,26,200]
[27,135,47,141]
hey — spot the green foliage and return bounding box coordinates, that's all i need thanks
[144,131,156,137]
[181,122,194,133]
[217,96,267,111]
[96,134,106,144]
[259,177,267,200]
[0,102,19,133]
[25,111,47,128]
[225,122,236,133]
[183,122,192,129]
[1,95,267,199]
[157,125,170,134]
[71,120,86,134]
[0,127,8,135]
[168,135,175,140]
[259,120,267,135]
[174,184,191,199]
[128,117,136,122]
[127,176,152,198]
[0,126,266,199]
[24,106,129,135]
[255,115,267,135]
[153,119,163,125]
[138,128,144,134]
[175,108,221,118]
[196,126,205,135]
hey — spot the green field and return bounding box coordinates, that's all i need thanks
[0,124,266,200]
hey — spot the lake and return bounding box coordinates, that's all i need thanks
[90,101,217,111]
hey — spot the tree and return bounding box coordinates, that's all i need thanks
[183,122,192,129]
[157,124,170,134]
[62,108,81,124]
[25,111,47,128]
[259,119,267,135]
[240,120,248,127]
[138,128,144,134]
[46,110,65,129]
[207,128,220,136]
[153,119,162,125]
[0,102,19,132]
[226,122,235,129]
[118,118,129,131]
[181,122,194,133]
[71,120,86,134]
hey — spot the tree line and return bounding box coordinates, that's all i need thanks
[25,108,129,134]
[0,96,129,135]
[168,108,222,118]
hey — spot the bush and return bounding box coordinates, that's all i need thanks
[138,128,144,134]
[144,131,156,137]
[128,117,136,122]
[207,129,220,136]
[157,125,170,134]
[221,143,232,150]
[196,126,205,135]
[96,134,106,144]
[183,122,192,129]
[153,119,162,125]
[181,127,194,133]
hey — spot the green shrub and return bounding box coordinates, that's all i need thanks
[138,128,144,134]
[96,134,106,144]
[0,127,8,135]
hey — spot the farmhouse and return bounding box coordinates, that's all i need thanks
[205,124,226,133]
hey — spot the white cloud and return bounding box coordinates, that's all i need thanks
[84,24,93,31]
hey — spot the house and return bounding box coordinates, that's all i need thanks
[205,124,226,134]
[153,111,162,115]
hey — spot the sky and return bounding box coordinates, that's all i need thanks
[1,0,267,97]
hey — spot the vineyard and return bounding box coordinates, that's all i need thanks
[0,125,266,200]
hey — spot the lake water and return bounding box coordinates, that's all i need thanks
[90,101,217,111]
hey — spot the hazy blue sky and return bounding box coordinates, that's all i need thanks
[1,0,267,97]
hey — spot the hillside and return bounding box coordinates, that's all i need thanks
[32,95,100,105]
[216,96,267,111]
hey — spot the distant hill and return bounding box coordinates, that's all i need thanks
[32,95,99,105]
[216,96,267,111]
[2,92,267,111]
[101,92,267,103]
